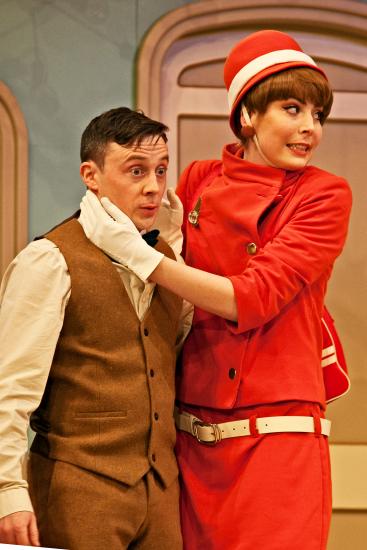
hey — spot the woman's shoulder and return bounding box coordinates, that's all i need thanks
[176,159,222,202]
[300,165,352,206]
[303,165,350,187]
[181,158,222,182]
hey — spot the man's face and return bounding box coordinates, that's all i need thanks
[82,137,168,231]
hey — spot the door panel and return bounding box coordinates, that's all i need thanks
[0,82,28,277]
[136,1,367,539]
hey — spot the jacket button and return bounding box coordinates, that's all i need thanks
[154,412,159,421]
[246,242,257,255]
[229,368,236,379]
[144,328,149,336]
[150,369,155,377]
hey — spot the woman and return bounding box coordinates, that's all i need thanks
[82,30,352,550]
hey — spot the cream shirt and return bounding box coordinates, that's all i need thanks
[0,217,192,519]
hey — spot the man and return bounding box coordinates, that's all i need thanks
[0,107,190,549]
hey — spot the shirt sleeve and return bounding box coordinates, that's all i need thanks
[175,299,193,355]
[229,175,352,333]
[0,239,71,518]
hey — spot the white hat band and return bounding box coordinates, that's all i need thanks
[228,49,318,109]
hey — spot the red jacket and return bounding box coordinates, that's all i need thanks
[176,144,352,409]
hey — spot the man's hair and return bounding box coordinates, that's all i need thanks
[80,107,168,168]
[235,67,333,137]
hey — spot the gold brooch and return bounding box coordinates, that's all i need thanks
[188,197,201,226]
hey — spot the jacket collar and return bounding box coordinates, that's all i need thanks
[222,143,304,191]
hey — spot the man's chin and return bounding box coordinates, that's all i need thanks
[135,220,155,233]
[134,215,157,233]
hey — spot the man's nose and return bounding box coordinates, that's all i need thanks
[144,172,160,193]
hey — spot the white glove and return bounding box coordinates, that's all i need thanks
[79,190,164,282]
[154,188,183,256]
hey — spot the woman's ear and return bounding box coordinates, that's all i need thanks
[80,161,99,192]
[240,107,255,138]
[240,123,255,139]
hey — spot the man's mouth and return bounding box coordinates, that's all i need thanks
[139,204,159,217]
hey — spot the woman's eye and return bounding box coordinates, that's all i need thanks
[314,110,324,121]
[284,105,299,115]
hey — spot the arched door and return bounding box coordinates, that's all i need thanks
[0,81,28,277]
[136,1,367,547]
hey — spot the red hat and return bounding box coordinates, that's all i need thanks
[224,30,327,134]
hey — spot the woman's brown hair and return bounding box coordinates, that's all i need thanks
[235,67,333,137]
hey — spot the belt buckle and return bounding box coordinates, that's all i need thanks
[192,419,222,445]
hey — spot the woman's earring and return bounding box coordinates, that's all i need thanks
[240,105,255,138]
[240,124,255,138]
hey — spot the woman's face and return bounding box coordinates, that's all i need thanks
[245,98,324,170]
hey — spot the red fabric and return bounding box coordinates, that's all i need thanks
[176,402,332,550]
[223,31,303,91]
[176,144,352,409]
[180,164,350,403]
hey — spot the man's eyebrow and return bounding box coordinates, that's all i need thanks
[125,154,148,161]
[125,154,169,162]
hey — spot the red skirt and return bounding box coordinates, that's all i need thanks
[176,401,332,550]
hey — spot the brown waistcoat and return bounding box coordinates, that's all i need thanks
[30,218,183,487]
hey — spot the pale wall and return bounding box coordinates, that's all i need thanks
[0,0,200,239]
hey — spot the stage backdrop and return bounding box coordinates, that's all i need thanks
[136,1,367,549]
[0,0,200,272]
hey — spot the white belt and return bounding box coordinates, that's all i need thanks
[175,410,331,445]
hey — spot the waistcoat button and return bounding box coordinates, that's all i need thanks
[154,412,159,421]
[150,369,155,377]
[144,328,149,336]
[152,453,156,462]
[228,368,236,379]
[246,242,257,255]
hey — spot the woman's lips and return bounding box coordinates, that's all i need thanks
[287,143,311,156]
